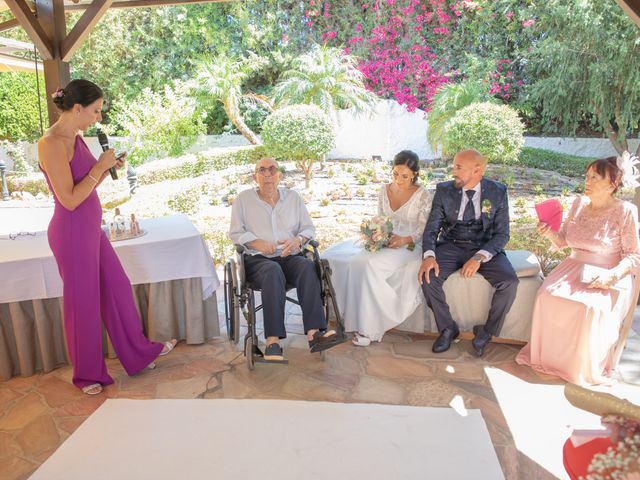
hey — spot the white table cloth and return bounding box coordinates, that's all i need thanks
[0,214,221,380]
[0,214,219,304]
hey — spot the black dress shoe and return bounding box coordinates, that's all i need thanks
[432,327,460,353]
[472,326,492,357]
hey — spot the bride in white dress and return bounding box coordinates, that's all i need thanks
[322,150,432,346]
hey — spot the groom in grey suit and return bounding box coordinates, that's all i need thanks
[418,149,519,356]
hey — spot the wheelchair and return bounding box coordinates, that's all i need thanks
[223,240,346,370]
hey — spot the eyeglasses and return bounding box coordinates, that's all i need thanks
[5,231,37,240]
[256,166,279,176]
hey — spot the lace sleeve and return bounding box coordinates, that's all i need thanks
[618,203,640,272]
[411,188,433,244]
[553,197,581,248]
[377,184,386,216]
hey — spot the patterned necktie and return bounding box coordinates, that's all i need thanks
[463,190,476,222]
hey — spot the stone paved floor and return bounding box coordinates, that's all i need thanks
[3,312,640,480]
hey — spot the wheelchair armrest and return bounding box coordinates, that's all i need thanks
[233,244,247,285]
[303,239,321,263]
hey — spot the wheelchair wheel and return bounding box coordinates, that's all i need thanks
[245,336,255,371]
[224,259,241,344]
[320,259,345,336]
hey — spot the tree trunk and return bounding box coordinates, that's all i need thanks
[604,123,626,155]
[224,102,262,145]
[298,159,313,189]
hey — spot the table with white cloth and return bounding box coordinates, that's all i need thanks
[0,214,220,381]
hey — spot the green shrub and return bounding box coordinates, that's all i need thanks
[444,102,524,164]
[137,145,266,185]
[428,79,497,158]
[507,216,570,275]
[167,186,201,215]
[518,147,594,178]
[261,105,335,188]
[0,73,47,142]
[6,174,49,196]
[202,229,236,267]
[112,82,205,166]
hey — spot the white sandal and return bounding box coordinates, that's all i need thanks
[352,333,371,347]
[159,339,177,356]
[82,383,103,395]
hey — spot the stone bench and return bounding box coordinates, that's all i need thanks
[396,250,543,343]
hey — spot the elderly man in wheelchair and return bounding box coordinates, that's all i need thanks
[226,157,344,367]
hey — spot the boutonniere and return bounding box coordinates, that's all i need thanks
[482,199,492,217]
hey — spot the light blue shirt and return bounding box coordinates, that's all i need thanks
[228,187,316,257]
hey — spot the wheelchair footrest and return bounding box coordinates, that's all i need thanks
[310,335,348,353]
[254,357,289,365]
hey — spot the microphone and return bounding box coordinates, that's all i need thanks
[97,130,118,180]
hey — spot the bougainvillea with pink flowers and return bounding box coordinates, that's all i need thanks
[305,0,539,114]
[305,0,458,112]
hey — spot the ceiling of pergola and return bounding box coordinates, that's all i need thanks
[0,0,227,73]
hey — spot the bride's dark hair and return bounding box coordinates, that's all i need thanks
[393,150,420,183]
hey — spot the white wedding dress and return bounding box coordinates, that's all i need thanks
[322,184,432,341]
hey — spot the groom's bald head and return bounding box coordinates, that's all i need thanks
[452,149,487,189]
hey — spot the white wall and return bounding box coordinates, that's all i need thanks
[3,99,638,169]
[524,136,639,159]
[328,99,438,161]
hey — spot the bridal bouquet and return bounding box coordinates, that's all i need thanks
[360,215,394,252]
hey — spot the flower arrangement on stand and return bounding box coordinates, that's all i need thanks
[360,215,393,252]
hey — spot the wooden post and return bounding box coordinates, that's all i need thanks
[39,0,70,126]
[42,59,70,126]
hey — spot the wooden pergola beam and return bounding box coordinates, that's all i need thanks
[4,0,53,59]
[4,0,231,124]
[64,0,231,10]
[615,0,640,27]
[61,0,112,61]
[0,18,20,32]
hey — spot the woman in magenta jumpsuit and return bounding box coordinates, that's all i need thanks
[39,80,176,395]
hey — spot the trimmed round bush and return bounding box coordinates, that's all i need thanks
[261,105,335,187]
[443,102,525,164]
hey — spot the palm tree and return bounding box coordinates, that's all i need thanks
[428,79,497,159]
[274,46,377,117]
[195,57,263,145]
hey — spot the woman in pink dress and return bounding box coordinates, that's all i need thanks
[39,80,176,395]
[516,156,640,385]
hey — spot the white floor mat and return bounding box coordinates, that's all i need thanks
[30,399,504,480]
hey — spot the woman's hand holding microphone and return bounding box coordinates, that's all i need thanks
[91,150,127,183]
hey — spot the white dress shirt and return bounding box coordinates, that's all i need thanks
[228,187,315,257]
[423,182,493,261]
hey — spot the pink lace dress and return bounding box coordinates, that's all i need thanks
[516,196,640,385]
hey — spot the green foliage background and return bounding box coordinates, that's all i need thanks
[444,102,525,165]
[0,73,46,141]
[1,0,638,148]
